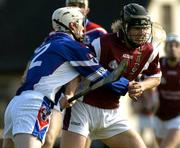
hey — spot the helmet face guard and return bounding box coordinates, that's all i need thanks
[121,3,152,47]
[125,18,152,46]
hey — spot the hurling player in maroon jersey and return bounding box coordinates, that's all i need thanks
[60,3,162,148]
[153,34,180,148]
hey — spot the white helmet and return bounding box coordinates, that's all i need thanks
[52,7,84,31]
[166,34,180,43]
[66,0,88,9]
[52,7,85,41]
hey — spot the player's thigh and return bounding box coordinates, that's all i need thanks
[14,133,42,148]
[84,137,92,148]
[46,109,62,138]
[60,130,87,148]
[161,129,180,148]
[2,138,15,148]
[43,109,62,148]
[101,129,146,148]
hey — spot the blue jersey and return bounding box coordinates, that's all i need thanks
[16,32,108,103]
[83,19,107,44]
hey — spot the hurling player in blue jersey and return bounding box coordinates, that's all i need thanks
[2,7,129,148]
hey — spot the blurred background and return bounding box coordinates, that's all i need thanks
[0,0,180,147]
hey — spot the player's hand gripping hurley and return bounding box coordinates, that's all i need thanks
[68,59,128,103]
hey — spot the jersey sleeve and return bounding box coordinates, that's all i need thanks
[63,41,109,83]
[91,38,101,60]
[142,53,162,78]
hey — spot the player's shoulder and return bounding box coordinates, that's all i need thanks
[92,33,113,44]
[47,33,86,54]
[86,20,107,33]
[87,21,102,28]
[100,33,117,43]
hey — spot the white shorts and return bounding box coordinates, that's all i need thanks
[138,114,154,131]
[63,101,131,140]
[3,91,54,143]
[153,115,180,138]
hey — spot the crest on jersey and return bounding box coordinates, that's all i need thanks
[122,54,133,59]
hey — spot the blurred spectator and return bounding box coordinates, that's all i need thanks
[153,33,180,148]
[131,86,159,148]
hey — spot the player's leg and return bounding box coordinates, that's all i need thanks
[102,129,146,148]
[92,107,146,148]
[60,101,90,148]
[84,137,92,148]
[42,108,62,148]
[10,93,53,148]
[2,96,16,148]
[60,130,87,148]
[154,116,180,148]
[156,137,162,146]
[160,129,180,148]
[2,138,15,148]
[153,116,164,147]
[14,134,42,148]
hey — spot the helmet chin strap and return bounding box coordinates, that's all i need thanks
[53,19,82,42]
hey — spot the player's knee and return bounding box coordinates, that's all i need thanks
[42,133,56,148]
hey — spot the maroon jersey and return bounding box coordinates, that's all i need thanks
[156,57,180,120]
[82,31,161,109]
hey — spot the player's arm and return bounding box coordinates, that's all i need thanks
[69,43,129,92]
[59,43,129,109]
[59,76,81,110]
[128,54,161,100]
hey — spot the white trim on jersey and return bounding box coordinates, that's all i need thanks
[86,67,108,81]
[91,38,101,60]
[70,59,99,67]
[34,62,79,102]
[86,28,107,35]
[143,73,162,79]
[141,42,161,78]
